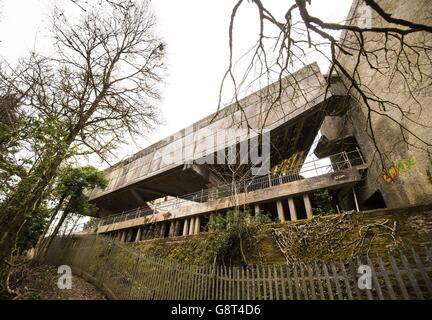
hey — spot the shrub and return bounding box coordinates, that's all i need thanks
[206,209,271,266]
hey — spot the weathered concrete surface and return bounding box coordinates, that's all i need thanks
[87,63,331,216]
[317,0,432,208]
[129,204,432,266]
[89,167,362,234]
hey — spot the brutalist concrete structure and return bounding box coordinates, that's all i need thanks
[82,63,368,241]
[82,0,431,242]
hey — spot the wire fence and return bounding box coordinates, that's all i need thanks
[94,149,365,228]
[42,235,432,300]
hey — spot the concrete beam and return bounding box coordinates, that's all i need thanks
[303,194,313,219]
[276,200,286,222]
[130,189,147,205]
[288,197,298,221]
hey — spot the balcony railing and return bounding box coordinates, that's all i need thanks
[92,149,366,229]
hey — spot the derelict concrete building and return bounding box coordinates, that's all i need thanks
[82,0,432,242]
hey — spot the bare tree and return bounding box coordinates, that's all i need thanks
[0,0,164,297]
[219,0,432,170]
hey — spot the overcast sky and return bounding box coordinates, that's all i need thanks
[0,0,353,167]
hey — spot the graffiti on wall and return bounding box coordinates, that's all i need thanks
[383,155,416,184]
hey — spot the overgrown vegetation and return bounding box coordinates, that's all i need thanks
[0,0,164,298]
[206,210,271,266]
[132,206,432,266]
[312,189,334,215]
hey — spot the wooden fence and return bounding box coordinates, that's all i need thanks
[42,235,432,300]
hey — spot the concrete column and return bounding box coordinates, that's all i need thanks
[175,220,182,236]
[254,204,260,216]
[160,223,166,238]
[182,219,189,236]
[288,197,298,221]
[144,226,150,240]
[168,221,175,237]
[194,216,201,234]
[120,231,126,242]
[188,217,195,235]
[135,228,142,242]
[276,200,286,222]
[126,230,133,242]
[352,187,360,211]
[303,194,313,219]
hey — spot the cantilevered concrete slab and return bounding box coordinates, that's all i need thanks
[88,63,335,217]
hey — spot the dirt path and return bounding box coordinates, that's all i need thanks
[11,264,106,300]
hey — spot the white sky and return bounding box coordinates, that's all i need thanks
[0,0,353,167]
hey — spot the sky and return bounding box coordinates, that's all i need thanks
[0,0,353,166]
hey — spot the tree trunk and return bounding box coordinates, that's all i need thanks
[34,194,67,257]
[0,152,65,296]
[39,208,69,260]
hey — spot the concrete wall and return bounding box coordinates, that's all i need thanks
[321,0,432,208]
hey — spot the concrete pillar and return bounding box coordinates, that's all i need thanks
[303,194,313,219]
[127,230,134,242]
[352,187,360,212]
[288,197,298,221]
[135,228,142,242]
[160,223,166,238]
[194,216,201,234]
[168,221,175,237]
[120,231,126,242]
[182,219,189,236]
[254,204,260,216]
[276,200,286,222]
[175,220,182,236]
[188,218,195,235]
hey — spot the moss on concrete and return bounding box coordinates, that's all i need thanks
[130,204,432,266]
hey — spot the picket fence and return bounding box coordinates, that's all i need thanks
[42,235,432,300]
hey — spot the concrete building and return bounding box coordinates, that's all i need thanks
[316,0,432,210]
[82,0,431,242]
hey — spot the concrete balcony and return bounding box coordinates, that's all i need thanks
[81,150,367,240]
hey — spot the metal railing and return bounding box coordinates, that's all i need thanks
[92,149,365,229]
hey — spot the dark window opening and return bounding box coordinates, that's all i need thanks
[259,202,278,221]
[362,190,387,210]
[294,196,307,220]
